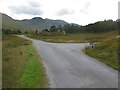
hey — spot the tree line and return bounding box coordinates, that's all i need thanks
[2,29,28,35]
[2,19,119,35]
[43,19,118,34]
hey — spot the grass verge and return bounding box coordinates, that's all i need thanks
[2,35,48,88]
[26,31,117,43]
[84,37,119,71]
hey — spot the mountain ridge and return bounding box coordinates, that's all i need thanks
[18,16,68,30]
[2,13,78,31]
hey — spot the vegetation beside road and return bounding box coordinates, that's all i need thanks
[2,35,48,88]
[84,37,119,70]
[26,29,119,71]
[24,19,117,43]
[26,31,117,43]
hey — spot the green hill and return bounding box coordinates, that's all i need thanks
[18,17,68,30]
[2,13,33,31]
[1,13,68,32]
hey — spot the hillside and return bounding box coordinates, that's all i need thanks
[18,17,68,30]
[1,13,68,31]
[2,13,33,31]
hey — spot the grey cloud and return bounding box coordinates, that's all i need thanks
[9,5,43,15]
[28,1,41,7]
[57,9,74,16]
[80,2,91,14]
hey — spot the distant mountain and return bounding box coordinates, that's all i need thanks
[1,13,70,31]
[1,13,33,31]
[18,17,68,30]
[70,23,80,26]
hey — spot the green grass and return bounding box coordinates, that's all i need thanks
[26,31,117,43]
[84,37,119,70]
[18,45,48,88]
[2,35,48,88]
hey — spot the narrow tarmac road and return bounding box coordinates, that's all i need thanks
[18,35,118,88]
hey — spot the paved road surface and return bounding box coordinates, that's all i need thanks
[18,35,118,88]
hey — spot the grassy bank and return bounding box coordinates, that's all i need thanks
[84,37,119,70]
[26,31,117,43]
[2,35,48,88]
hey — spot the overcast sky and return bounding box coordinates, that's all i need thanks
[0,0,119,25]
